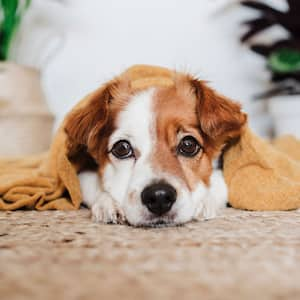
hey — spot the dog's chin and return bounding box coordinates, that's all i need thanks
[128,214,187,228]
[133,220,181,228]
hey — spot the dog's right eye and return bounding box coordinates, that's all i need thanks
[177,135,201,157]
[111,140,134,159]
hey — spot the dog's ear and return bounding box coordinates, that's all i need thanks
[64,80,118,166]
[191,79,247,148]
[65,86,109,144]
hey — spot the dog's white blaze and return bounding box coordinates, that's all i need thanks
[103,89,156,211]
[107,89,155,156]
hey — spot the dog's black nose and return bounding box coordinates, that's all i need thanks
[141,183,176,216]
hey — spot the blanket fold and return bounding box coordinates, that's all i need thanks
[0,64,300,211]
[223,127,300,210]
[0,126,82,210]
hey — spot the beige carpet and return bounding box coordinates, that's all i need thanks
[0,208,299,300]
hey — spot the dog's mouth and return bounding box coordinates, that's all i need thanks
[133,213,184,228]
[135,220,180,228]
[139,220,172,228]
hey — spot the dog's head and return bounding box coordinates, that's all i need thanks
[65,72,246,226]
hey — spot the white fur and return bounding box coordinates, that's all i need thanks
[79,88,228,226]
[201,170,228,219]
[78,171,101,208]
[103,88,155,207]
[103,89,158,225]
[78,171,125,224]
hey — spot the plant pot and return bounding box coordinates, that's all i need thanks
[268,95,300,138]
[0,62,54,156]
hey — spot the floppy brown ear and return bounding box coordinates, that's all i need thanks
[65,86,110,143]
[191,79,247,148]
[64,82,115,168]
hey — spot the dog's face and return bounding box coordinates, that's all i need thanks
[65,74,246,226]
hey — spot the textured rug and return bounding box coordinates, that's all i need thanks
[0,208,299,300]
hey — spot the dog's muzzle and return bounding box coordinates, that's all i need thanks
[141,182,177,216]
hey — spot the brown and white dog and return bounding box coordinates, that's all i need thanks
[65,67,247,227]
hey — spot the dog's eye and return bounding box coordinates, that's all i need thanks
[111,140,134,159]
[177,136,201,157]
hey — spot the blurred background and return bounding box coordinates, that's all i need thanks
[0,0,299,156]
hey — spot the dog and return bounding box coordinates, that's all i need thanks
[64,68,247,227]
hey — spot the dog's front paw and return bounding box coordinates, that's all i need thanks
[91,194,126,224]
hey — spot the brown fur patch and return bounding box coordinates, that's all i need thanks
[152,74,246,190]
[64,77,132,176]
[191,78,247,151]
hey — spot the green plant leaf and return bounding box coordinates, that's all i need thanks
[1,0,18,18]
[0,0,31,60]
[268,48,300,74]
[25,0,31,9]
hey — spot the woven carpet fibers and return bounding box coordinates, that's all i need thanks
[0,208,299,300]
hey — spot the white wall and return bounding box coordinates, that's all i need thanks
[13,0,288,130]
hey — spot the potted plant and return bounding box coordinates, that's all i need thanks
[239,0,300,138]
[0,0,56,156]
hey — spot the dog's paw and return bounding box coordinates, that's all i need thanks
[91,194,126,224]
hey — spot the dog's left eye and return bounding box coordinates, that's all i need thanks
[177,136,201,157]
[111,140,134,159]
